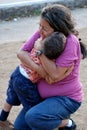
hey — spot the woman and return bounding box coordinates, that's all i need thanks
[15,4,86,130]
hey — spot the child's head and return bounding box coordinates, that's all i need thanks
[42,32,66,60]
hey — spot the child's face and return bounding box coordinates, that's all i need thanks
[39,18,54,40]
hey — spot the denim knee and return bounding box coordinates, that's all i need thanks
[25,108,57,130]
[25,109,44,129]
[25,110,34,128]
[14,108,30,130]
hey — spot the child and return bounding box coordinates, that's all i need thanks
[0,32,66,129]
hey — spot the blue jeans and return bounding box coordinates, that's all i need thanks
[14,96,81,130]
[6,66,41,110]
[14,108,31,130]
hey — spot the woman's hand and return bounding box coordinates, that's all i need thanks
[64,64,74,76]
[45,64,74,84]
[54,64,74,82]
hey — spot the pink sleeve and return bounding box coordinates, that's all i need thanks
[21,30,40,52]
[56,34,80,67]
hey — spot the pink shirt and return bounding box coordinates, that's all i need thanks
[22,31,83,102]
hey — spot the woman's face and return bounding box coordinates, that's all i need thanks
[39,18,54,39]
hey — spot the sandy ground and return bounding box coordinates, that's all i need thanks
[0,27,87,130]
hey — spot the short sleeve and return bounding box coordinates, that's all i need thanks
[21,30,40,52]
[56,34,80,67]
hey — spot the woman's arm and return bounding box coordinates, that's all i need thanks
[17,31,48,78]
[17,49,47,79]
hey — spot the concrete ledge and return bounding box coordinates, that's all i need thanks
[0,0,87,21]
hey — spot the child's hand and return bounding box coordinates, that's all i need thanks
[34,38,43,50]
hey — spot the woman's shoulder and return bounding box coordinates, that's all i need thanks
[67,33,79,47]
[67,33,79,42]
[22,30,40,51]
[33,30,40,38]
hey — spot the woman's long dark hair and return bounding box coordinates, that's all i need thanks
[41,4,87,59]
[79,38,87,59]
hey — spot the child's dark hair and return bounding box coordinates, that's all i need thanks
[42,32,66,60]
[41,4,87,59]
